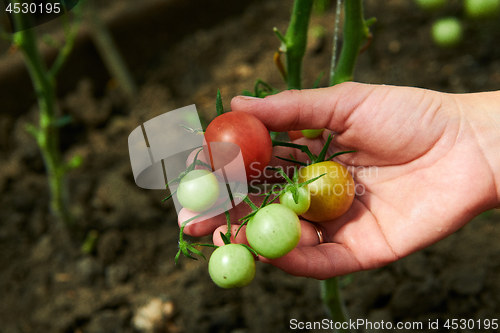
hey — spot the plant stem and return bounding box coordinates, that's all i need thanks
[321,277,350,332]
[13,9,73,227]
[284,0,314,89]
[330,0,369,85]
[329,0,342,83]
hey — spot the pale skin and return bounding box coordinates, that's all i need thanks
[178,82,500,280]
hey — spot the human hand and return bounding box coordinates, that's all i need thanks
[179,82,500,279]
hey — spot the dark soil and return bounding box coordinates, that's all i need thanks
[1,1,499,332]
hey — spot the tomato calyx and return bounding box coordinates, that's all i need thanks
[273,167,323,204]
[272,133,355,166]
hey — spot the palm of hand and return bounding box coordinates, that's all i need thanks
[280,86,496,278]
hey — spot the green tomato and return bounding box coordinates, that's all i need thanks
[208,244,255,288]
[431,17,463,48]
[279,186,311,215]
[177,169,219,212]
[246,204,301,259]
[414,0,446,11]
[301,129,324,139]
[465,0,500,18]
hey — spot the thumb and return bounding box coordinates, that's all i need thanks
[230,82,375,133]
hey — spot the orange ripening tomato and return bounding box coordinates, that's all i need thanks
[298,161,355,222]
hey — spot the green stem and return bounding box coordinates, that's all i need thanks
[49,10,81,78]
[330,0,369,85]
[284,0,314,89]
[13,7,72,227]
[321,277,350,333]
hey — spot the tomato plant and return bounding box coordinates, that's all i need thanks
[177,169,220,212]
[246,203,301,259]
[208,244,256,288]
[204,111,272,181]
[298,161,355,222]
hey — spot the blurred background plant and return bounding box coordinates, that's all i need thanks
[415,0,500,47]
[7,0,85,231]
[3,0,136,239]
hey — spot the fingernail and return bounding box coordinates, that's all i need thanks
[236,95,261,101]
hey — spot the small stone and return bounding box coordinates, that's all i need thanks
[132,298,175,332]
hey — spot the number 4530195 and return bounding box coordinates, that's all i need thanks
[443,318,498,330]
[5,2,61,15]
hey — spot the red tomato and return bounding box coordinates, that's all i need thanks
[204,112,272,181]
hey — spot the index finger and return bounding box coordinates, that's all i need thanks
[230,82,375,133]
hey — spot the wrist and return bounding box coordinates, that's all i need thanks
[457,91,500,207]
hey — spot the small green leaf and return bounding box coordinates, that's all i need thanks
[220,232,231,245]
[275,156,307,166]
[272,139,316,162]
[187,244,206,260]
[326,150,356,161]
[66,154,83,170]
[241,244,259,257]
[186,147,203,172]
[193,243,218,249]
[274,167,294,184]
[216,89,224,116]
[174,249,182,265]
[241,89,254,97]
[313,71,325,88]
[298,173,326,187]
[316,134,333,162]
[181,244,197,260]
[291,186,299,204]
[81,230,99,254]
[273,27,287,45]
[254,79,278,98]
[161,191,175,202]
[235,218,250,238]
[365,17,377,28]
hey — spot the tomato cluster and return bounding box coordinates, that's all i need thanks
[171,107,355,288]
